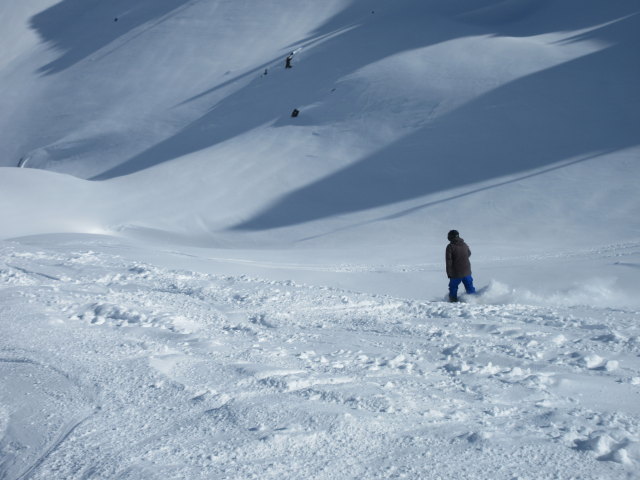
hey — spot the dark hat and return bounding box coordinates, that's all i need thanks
[447,230,459,241]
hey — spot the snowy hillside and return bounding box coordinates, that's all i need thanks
[1,0,638,249]
[1,0,639,478]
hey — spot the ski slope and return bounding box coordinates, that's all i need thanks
[2,238,640,479]
[1,0,639,478]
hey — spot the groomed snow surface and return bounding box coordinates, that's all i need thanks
[1,0,640,478]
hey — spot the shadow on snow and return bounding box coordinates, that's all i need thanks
[35,0,638,227]
[30,0,193,75]
[232,1,640,230]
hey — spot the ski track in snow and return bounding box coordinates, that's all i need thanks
[1,241,640,479]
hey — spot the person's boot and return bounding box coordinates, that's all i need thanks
[448,296,458,303]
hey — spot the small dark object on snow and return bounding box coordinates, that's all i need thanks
[291,109,300,118]
[114,17,118,22]
[285,54,293,69]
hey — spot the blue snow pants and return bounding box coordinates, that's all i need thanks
[449,275,476,300]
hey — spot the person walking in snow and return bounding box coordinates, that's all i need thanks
[446,230,476,302]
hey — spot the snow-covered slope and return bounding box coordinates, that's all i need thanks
[2,238,640,479]
[1,0,638,250]
[1,0,639,478]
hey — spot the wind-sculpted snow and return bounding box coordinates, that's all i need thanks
[1,241,639,479]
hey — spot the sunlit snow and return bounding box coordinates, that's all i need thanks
[1,0,639,478]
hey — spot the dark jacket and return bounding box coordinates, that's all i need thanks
[446,237,472,278]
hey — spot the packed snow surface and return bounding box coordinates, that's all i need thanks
[1,0,639,478]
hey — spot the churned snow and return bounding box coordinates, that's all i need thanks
[2,238,640,479]
[1,0,639,479]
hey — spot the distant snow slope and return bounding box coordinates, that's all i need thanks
[0,0,638,254]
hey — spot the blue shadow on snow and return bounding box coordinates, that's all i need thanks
[30,0,193,75]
